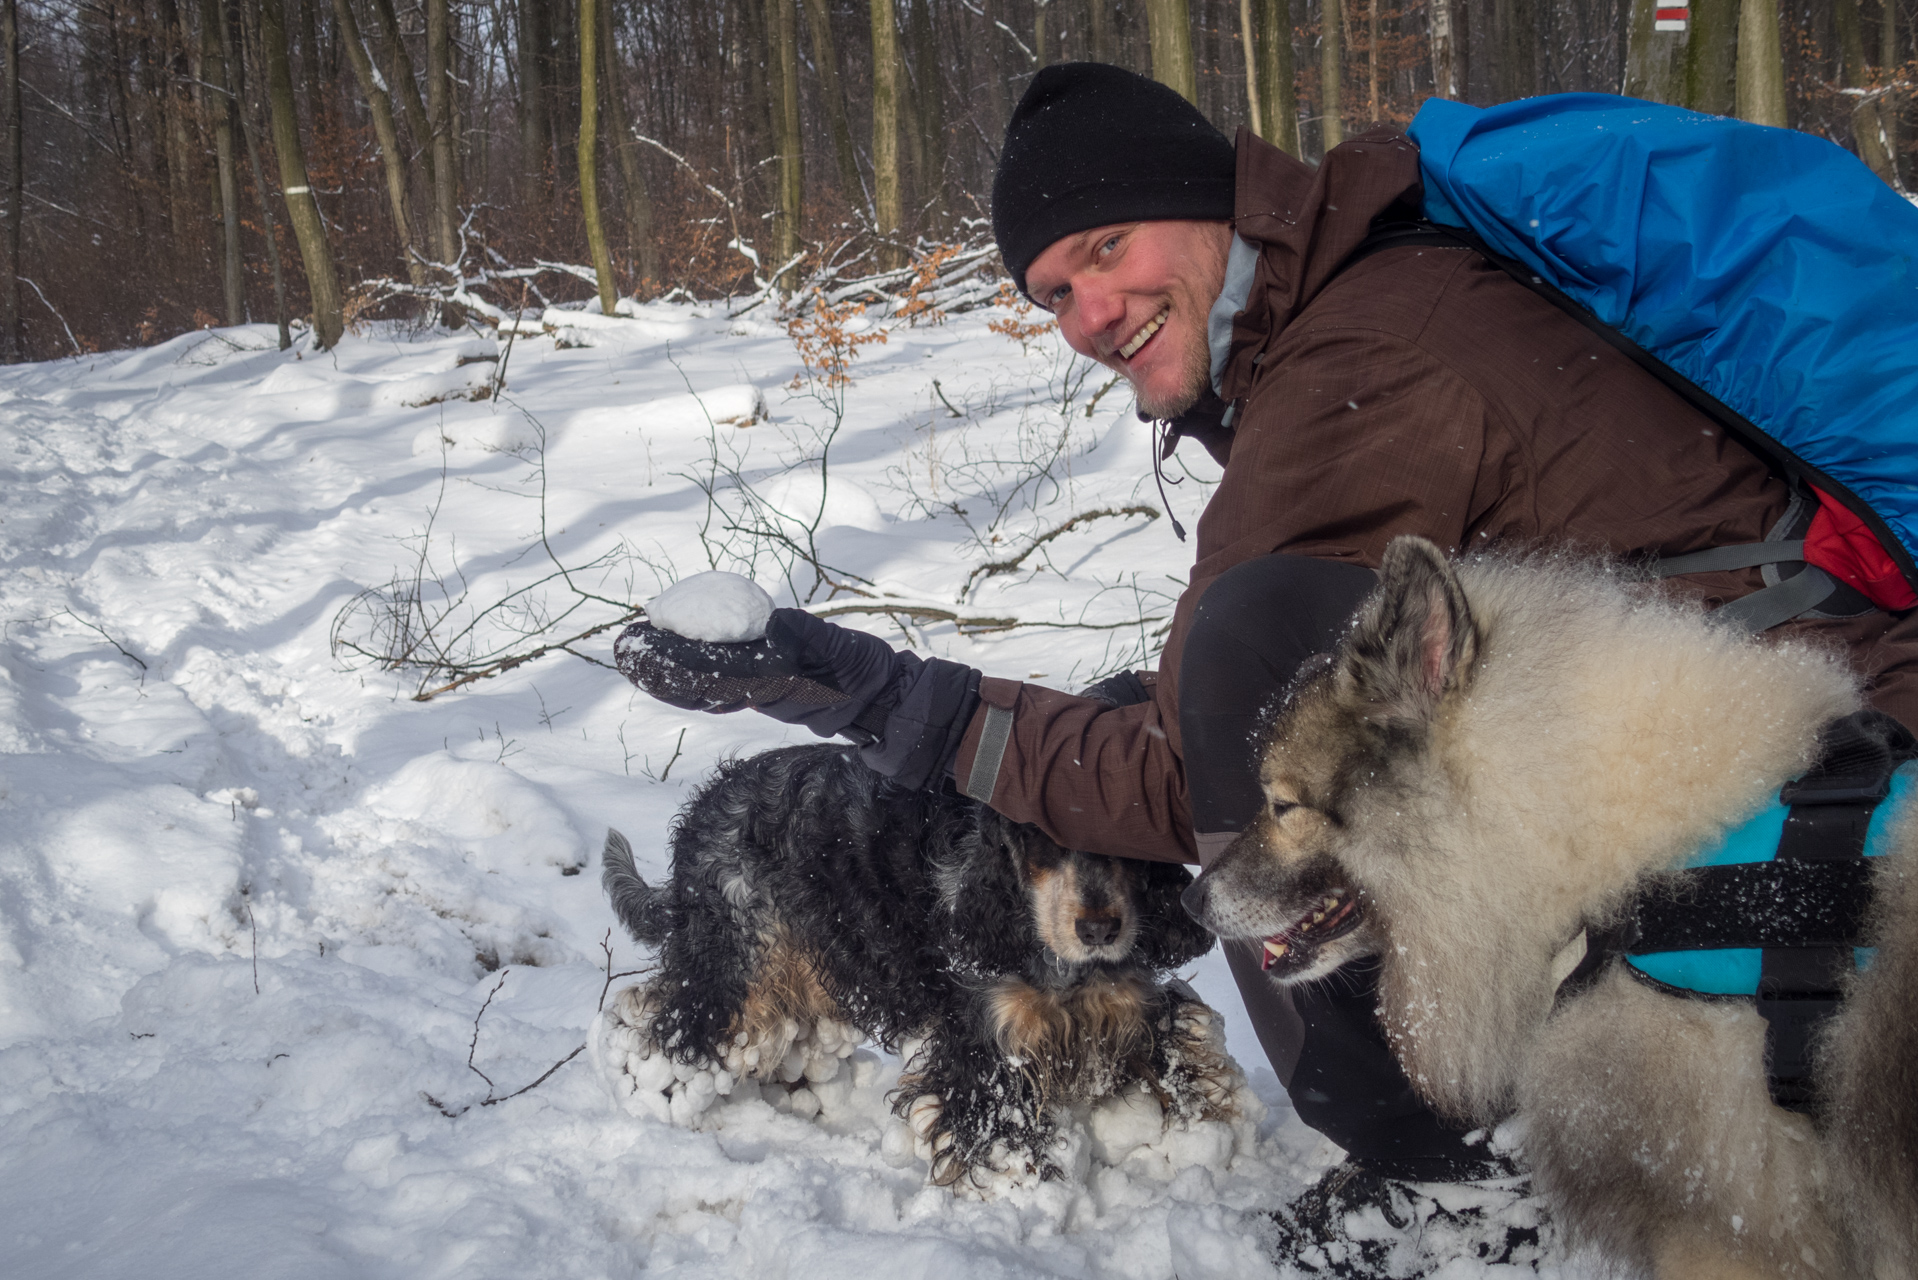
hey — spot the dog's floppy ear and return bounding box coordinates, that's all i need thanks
[1340,536,1478,720]
[1134,858,1217,970]
[936,813,1040,972]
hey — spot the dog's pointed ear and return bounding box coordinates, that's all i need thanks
[1341,537,1479,719]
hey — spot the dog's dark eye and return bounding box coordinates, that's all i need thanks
[1270,800,1297,820]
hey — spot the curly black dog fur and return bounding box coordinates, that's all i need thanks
[601,744,1236,1186]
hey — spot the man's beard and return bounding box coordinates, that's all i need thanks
[1130,315,1214,421]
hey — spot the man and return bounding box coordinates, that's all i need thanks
[620,64,1918,1271]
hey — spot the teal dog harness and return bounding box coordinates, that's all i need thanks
[1559,710,1916,1110]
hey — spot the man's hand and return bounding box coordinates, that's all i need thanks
[615,609,980,789]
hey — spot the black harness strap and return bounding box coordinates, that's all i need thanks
[1555,710,1915,1112]
[1760,712,1914,1107]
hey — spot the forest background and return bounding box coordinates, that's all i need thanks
[0,0,1909,361]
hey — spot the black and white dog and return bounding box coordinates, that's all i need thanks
[596,743,1240,1187]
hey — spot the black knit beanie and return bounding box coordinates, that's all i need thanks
[992,63,1237,297]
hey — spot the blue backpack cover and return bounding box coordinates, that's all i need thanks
[1404,94,1918,599]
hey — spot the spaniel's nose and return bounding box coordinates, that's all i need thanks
[1076,916,1121,947]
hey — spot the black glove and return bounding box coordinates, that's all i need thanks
[615,609,980,790]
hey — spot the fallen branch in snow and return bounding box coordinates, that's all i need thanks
[810,600,1165,637]
[332,422,653,700]
[407,607,642,702]
[422,969,587,1118]
[959,506,1160,600]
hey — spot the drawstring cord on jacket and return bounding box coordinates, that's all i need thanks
[1153,419,1188,542]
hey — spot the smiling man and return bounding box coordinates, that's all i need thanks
[619,63,1918,1276]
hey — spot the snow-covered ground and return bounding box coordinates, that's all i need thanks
[0,303,1590,1278]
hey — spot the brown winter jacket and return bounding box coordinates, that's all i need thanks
[950,126,1918,865]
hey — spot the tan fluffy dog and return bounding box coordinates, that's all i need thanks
[1184,536,1917,1280]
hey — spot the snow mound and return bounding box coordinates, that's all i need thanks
[630,385,768,430]
[647,571,775,642]
[366,753,586,875]
[758,471,885,532]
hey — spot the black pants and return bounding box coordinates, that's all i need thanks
[1179,554,1501,1182]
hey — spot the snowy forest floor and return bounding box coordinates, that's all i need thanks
[0,305,1598,1278]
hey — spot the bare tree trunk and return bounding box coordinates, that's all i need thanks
[426,0,461,276]
[771,0,803,283]
[1238,0,1263,133]
[578,0,615,312]
[296,0,324,127]
[908,0,946,227]
[1681,0,1736,113]
[1624,0,1686,104]
[1734,0,1785,123]
[260,0,344,349]
[1430,0,1459,96]
[332,0,427,287]
[203,0,248,322]
[1148,0,1197,102]
[1836,0,1896,179]
[1035,0,1050,64]
[597,0,657,290]
[155,0,199,261]
[1,0,18,361]
[367,0,435,202]
[1258,0,1298,152]
[1884,0,1901,185]
[1494,0,1535,101]
[1367,0,1379,120]
[1088,0,1110,62]
[233,0,292,346]
[1321,0,1343,147]
[871,0,903,267]
[801,0,863,209]
[517,0,548,194]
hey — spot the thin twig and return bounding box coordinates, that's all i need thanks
[423,968,588,1118]
[960,506,1159,599]
[1084,373,1125,418]
[243,889,260,995]
[20,278,82,355]
[931,378,966,418]
[641,727,687,783]
[409,607,642,701]
[63,610,148,684]
[598,929,652,1012]
[809,601,1164,637]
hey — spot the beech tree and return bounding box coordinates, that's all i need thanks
[260,0,344,348]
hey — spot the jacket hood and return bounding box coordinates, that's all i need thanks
[1217,126,1426,403]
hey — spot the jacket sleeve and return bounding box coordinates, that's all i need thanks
[951,675,1196,864]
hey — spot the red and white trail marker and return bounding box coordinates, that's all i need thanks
[1654,6,1690,30]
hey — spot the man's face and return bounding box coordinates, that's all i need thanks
[1024,219,1232,420]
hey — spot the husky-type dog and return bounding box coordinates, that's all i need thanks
[1185,537,1917,1279]
[598,744,1239,1187]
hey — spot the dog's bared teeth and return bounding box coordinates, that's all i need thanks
[1311,910,1327,923]
[1261,937,1289,971]
[1324,895,1341,909]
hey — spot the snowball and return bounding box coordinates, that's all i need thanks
[646,571,774,642]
